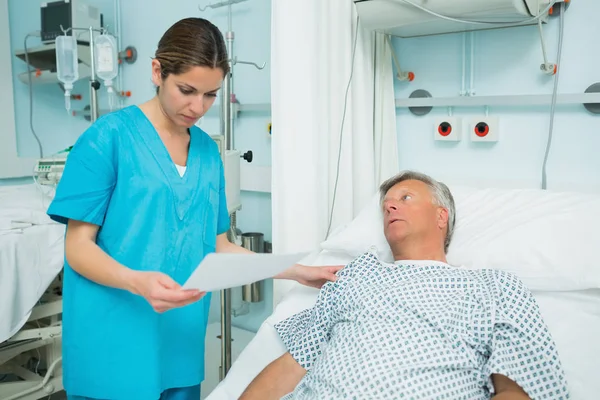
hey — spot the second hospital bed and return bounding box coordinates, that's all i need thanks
[0,183,65,400]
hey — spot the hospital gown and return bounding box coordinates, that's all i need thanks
[275,251,570,400]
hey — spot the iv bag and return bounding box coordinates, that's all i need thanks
[55,35,79,112]
[56,35,79,85]
[94,34,119,111]
[95,34,118,82]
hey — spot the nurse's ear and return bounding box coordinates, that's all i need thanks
[151,59,164,88]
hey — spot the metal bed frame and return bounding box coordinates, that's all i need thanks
[0,277,63,400]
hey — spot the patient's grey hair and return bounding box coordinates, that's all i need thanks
[379,170,456,253]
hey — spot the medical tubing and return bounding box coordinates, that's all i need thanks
[108,86,116,111]
[387,35,403,75]
[538,18,549,67]
[3,356,62,400]
[65,91,72,112]
[110,89,115,111]
[325,12,360,239]
[541,2,564,190]
[24,32,44,158]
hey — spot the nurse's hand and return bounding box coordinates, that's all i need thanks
[131,271,205,313]
[285,264,344,289]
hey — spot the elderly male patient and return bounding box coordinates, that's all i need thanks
[240,171,570,400]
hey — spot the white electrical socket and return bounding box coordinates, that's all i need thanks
[469,116,499,142]
[433,117,461,141]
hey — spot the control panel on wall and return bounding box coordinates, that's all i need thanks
[433,117,461,141]
[433,116,499,143]
[469,116,499,142]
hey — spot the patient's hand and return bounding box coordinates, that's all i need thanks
[283,264,344,289]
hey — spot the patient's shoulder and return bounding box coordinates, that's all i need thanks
[355,249,384,268]
[335,250,382,278]
[490,268,528,288]
[468,268,528,289]
[484,269,536,306]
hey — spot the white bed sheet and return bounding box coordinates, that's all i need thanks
[206,251,600,400]
[0,184,64,343]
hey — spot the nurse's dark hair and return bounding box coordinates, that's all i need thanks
[154,17,229,81]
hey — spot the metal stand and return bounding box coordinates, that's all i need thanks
[199,0,265,381]
[88,26,100,123]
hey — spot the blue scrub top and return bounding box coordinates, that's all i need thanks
[47,105,230,399]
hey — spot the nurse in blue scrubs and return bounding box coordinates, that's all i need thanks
[47,17,341,400]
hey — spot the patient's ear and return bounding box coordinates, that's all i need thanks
[437,207,448,230]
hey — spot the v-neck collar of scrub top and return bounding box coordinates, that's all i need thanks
[128,105,202,221]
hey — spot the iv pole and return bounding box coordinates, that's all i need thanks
[198,0,265,380]
[88,26,100,123]
[59,25,104,123]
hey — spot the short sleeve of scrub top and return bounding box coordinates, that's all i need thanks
[47,117,117,226]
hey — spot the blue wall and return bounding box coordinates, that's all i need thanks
[392,0,600,192]
[6,0,274,332]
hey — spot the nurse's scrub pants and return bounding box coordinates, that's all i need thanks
[67,384,201,400]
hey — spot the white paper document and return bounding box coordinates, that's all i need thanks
[183,252,309,292]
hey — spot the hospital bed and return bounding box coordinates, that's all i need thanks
[0,184,65,400]
[206,184,600,400]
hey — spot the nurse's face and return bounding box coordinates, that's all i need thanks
[152,60,224,128]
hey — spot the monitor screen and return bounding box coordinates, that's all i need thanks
[41,1,72,43]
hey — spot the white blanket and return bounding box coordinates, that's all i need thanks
[0,207,56,233]
[0,184,64,343]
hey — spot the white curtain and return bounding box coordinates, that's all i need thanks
[270,0,399,299]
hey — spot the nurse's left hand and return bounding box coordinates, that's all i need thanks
[132,271,206,313]
[287,264,344,289]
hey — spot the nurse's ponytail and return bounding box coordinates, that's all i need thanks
[154,17,229,81]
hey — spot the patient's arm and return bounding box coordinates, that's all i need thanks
[491,374,530,399]
[239,352,306,400]
[482,271,569,399]
[240,261,352,399]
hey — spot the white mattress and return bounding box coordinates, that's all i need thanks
[0,184,65,343]
[205,252,600,400]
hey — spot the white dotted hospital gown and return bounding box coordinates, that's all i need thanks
[275,251,570,400]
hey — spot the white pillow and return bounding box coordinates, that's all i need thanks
[321,185,600,291]
[320,192,394,261]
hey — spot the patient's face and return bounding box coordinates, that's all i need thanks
[382,180,443,246]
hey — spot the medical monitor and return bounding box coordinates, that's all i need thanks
[41,0,103,44]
